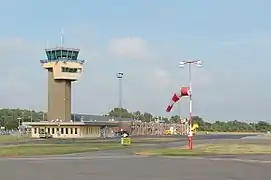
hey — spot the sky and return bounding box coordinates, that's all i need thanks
[0,0,271,122]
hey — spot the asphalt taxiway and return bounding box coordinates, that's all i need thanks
[0,133,257,146]
[1,154,270,180]
[0,134,270,180]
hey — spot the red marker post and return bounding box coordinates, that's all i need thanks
[187,131,193,150]
[179,60,202,150]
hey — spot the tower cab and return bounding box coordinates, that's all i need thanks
[40,47,85,81]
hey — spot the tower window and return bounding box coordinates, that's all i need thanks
[61,67,81,73]
[68,68,77,73]
[77,68,82,73]
[61,67,69,72]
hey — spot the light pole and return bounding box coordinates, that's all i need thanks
[17,117,22,137]
[179,60,202,150]
[116,72,124,119]
[17,117,22,128]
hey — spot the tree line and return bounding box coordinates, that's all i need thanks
[0,108,270,132]
[0,108,44,130]
[108,108,271,132]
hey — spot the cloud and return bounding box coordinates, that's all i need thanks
[73,64,175,115]
[119,67,175,115]
[0,38,33,57]
[74,35,214,117]
[0,34,216,122]
[0,38,46,109]
[140,68,171,89]
[106,36,213,115]
[2,33,254,122]
[0,37,38,75]
[108,37,151,60]
[219,31,271,47]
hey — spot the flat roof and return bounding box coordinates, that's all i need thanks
[23,121,119,127]
[71,114,133,122]
[45,47,80,51]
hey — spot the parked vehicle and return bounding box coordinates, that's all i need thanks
[39,132,53,139]
[115,131,129,138]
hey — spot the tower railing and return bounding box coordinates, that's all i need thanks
[40,59,85,64]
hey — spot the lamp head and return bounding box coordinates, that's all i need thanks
[116,72,124,78]
[196,60,202,67]
[179,61,185,68]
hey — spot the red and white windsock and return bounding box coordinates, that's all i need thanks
[166,87,191,112]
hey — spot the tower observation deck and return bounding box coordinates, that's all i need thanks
[40,46,85,122]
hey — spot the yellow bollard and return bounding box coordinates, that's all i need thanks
[121,137,131,146]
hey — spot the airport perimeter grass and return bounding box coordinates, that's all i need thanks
[0,137,181,157]
[0,135,32,142]
[0,143,126,157]
[136,141,271,156]
[38,137,183,145]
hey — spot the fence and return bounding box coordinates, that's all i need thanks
[104,121,189,137]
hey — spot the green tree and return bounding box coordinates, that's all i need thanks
[141,112,152,122]
[170,115,180,123]
[0,109,43,130]
[0,108,270,133]
[108,108,133,118]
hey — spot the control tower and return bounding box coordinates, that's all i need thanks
[40,40,85,122]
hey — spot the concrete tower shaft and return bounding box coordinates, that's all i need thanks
[47,68,71,121]
[40,47,85,122]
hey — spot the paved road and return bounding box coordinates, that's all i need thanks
[0,155,270,180]
[0,134,270,179]
[0,134,256,146]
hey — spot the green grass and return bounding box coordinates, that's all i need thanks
[136,141,271,156]
[0,135,32,142]
[38,138,118,144]
[0,143,125,157]
[0,136,182,157]
[40,137,182,145]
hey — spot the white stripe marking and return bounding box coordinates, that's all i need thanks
[163,156,271,164]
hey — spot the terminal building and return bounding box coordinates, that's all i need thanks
[24,37,130,138]
[24,115,132,138]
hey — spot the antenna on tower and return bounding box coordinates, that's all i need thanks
[46,40,49,49]
[45,40,49,59]
[60,28,64,46]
